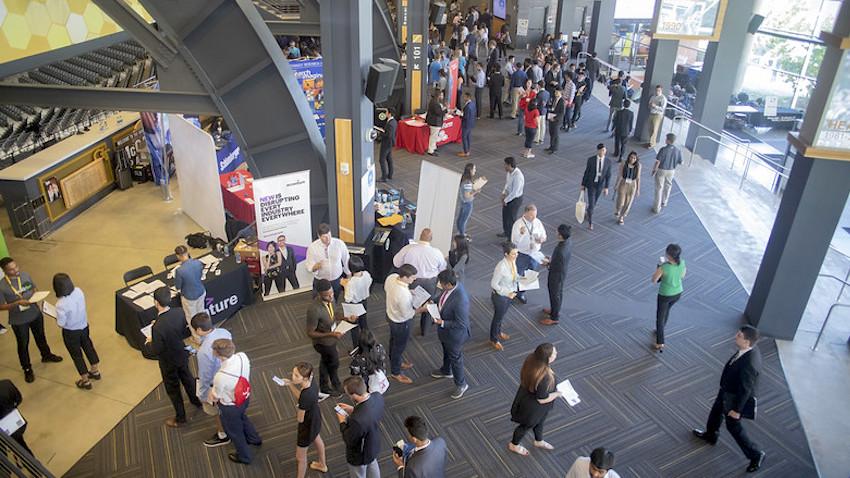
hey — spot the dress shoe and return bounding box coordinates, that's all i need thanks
[746,451,765,473]
[228,453,250,465]
[42,354,63,363]
[499,332,510,340]
[692,429,718,445]
[490,341,504,351]
[539,318,559,326]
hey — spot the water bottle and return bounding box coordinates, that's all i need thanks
[235,251,241,264]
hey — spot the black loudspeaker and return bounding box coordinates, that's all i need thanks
[747,14,765,34]
[430,3,446,25]
[365,58,400,104]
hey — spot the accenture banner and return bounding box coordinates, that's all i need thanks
[289,58,326,137]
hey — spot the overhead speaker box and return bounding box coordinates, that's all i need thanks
[747,14,765,34]
[365,58,400,104]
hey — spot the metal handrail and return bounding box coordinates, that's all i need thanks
[813,273,850,351]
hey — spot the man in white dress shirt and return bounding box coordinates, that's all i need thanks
[384,265,428,384]
[393,228,446,336]
[511,204,546,304]
[305,223,350,301]
[565,447,620,478]
[500,157,525,238]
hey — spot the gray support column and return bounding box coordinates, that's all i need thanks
[634,39,678,143]
[684,0,758,162]
[587,0,615,58]
[404,0,429,115]
[554,0,577,39]
[321,0,376,243]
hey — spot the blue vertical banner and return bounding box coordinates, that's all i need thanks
[288,58,326,137]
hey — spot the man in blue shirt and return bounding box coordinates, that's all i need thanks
[174,245,206,336]
[191,312,233,448]
[509,65,528,119]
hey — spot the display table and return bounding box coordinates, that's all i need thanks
[395,115,461,154]
[220,170,255,224]
[114,252,254,359]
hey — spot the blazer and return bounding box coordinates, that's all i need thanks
[340,392,385,466]
[613,108,634,137]
[581,155,612,189]
[399,436,448,478]
[381,118,398,151]
[436,284,471,347]
[282,245,298,273]
[719,347,762,413]
[148,308,191,364]
[548,239,573,282]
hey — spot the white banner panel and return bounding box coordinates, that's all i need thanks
[253,171,313,300]
[414,161,462,256]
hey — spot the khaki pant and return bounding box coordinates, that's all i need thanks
[649,113,663,147]
[510,87,522,117]
[653,169,675,211]
[427,126,441,153]
[616,180,638,218]
[535,115,546,142]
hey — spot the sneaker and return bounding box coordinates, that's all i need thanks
[24,369,34,383]
[451,383,469,399]
[203,433,231,448]
[41,354,63,363]
[431,370,454,379]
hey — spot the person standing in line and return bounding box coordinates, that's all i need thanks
[378,108,397,181]
[508,343,562,456]
[473,63,486,119]
[191,312,232,449]
[509,62,528,119]
[457,91,476,157]
[651,244,685,352]
[499,157,525,238]
[430,269,471,399]
[611,99,634,161]
[545,87,565,154]
[262,241,285,297]
[511,204,547,303]
[0,257,63,383]
[276,235,300,291]
[651,133,683,213]
[336,376,385,478]
[52,273,100,390]
[489,242,520,351]
[448,235,470,282]
[534,81,550,144]
[580,144,612,231]
[286,362,328,476]
[148,287,202,427]
[560,71,576,132]
[392,415,449,477]
[393,228,446,336]
[174,245,206,330]
[488,64,505,119]
[342,256,372,350]
[647,84,667,148]
[693,326,765,473]
[0,379,32,455]
[456,163,483,237]
[606,78,626,132]
[385,265,428,384]
[211,338,262,465]
[521,100,540,159]
[564,447,621,478]
[306,279,348,397]
[426,90,447,157]
[540,225,573,326]
[305,223,351,301]
[614,152,641,225]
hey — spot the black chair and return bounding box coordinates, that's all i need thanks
[123,265,153,286]
[163,254,179,270]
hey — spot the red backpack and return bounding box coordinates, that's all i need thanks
[222,353,251,406]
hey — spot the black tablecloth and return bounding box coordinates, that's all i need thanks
[114,253,254,359]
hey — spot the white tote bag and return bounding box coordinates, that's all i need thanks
[368,370,390,394]
[575,190,587,224]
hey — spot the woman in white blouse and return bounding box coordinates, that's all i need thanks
[489,242,519,351]
[52,273,101,389]
[341,256,372,350]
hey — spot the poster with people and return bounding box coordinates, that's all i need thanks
[289,58,326,138]
[252,170,313,300]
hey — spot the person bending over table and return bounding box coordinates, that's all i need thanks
[305,223,350,301]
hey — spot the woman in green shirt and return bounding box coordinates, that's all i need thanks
[651,244,685,352]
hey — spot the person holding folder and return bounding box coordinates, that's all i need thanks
[430,270,471,399]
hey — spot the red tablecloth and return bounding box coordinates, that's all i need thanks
[395,115,462,154]
[220,170,255,224]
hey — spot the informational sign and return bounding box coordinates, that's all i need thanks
[764,96,778,118]
[289,59,326,137]
[814,49,850,152]
[215,135,246,174]
[652,0,727,41]
[253,170,313,300]
[448,59,459,111]
[493,0,506,20]
[517,18,529,36]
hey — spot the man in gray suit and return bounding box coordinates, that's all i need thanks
[392,415,448,478]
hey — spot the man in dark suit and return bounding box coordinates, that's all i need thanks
[379,108,398,181]
[276,235,300,291]
[457,92,476,157]
[541,224,572,325]
[488,65,505,119]
[337,376,385,478]
[612,99,634,161]
[545,88,565,154]
[430,269,471,399]
[693,325,765,473]
[580,143,612,231]
[147,287,202,427]
[393,415,448,478]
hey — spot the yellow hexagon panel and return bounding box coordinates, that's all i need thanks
[2,12,30,49]
[46,23,70,49]
[25,2,51,36]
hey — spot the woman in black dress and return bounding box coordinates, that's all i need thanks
[287,362,327,476]
[508,343,562,456]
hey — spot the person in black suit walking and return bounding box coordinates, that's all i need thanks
[693,325,766,473]
[379,109,397,181]
[540,224,572,325]
[276,235,300,291]
[147,287,202,427]
[612,99,634,161]
[545,88,565,154]
[430,269,471,399]
[580,144,612,230]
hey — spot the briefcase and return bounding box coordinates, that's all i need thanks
[741,396,757,420]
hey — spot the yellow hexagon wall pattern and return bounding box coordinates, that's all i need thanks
[0,0,153,64]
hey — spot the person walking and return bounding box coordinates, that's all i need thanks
[426,90,447,157]
[191,312,232,448]
[342,256,372,350]
[651,244,686,352]
[614,152,641,225]
[392,416,449,477]
[378,108,397,181]
[52,273,101,390]
[430,269,471,399]
[285,362,328,476]
[647,84,667,148]
[651,133,683,213]
[448,234,470,282]
[565,448,621,478]
[488,64,505,119]
[211,338,262,465]
[0,257,63,383]
[305,223,351,300]
[385,265,427,384]
[456,163,483,237]
[545,88,565,154]
[336,376,385,478]
[306,279,347,396]
[541,225,572,326]
[393,229,446,336]
[457,92,476,157]
[580,144,612,231]
[693,326,765,473]
[489,242,520,351]
[174,245,206,327]
[508,343,562,456]
[499,157,525,238]
[611,99,634,161]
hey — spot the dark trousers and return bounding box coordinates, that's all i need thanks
[547,275,564,320]
[655,293,681,345]
[585,184,604,226]
[350,299,368,349]
[461,128,472,153]
[489,90,503,118]
[159,359,200,422]
[705,391,761,460]
[613,134,628,160]
[571,97,584,124]
[413,277,438,336]
[220,399,261,463]
[312,343,341,392]
[440,339,467,386]
[62,327,99,376]
[502,196,523,237]
[388,320,411,375]
[313,276,342,302]
[474,88,484,117]
[379,146,393,179]
[11,313,52,371]
[511,411,549,444]
[547,121,560,151]
[490,292,511,342]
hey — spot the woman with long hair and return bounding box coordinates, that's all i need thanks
[285,362,327,476]
[508,343,562,456]
[262,241,284,295]
[614,151,641,225]
[651,244,686,352]
[52,273,101,389]
[456,163,483,237]
[448,234,470,281]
